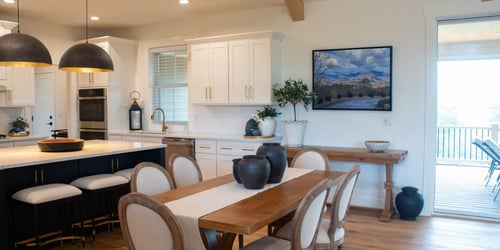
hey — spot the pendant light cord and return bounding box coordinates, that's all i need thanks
[16,0,20,33]
[85,0,89,44]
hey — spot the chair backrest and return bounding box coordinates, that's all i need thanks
[167,153,203,188]
[130,162,175,195]
[118,192,184,250]
[289,178,336,250]
[290,147,330,170]
[328,165,360,237]
[482,138,500,161]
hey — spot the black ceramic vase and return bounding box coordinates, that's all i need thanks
[238,155,270,189]
[256,143,287,183]
[232,158,242,183]
[395,186,424,220]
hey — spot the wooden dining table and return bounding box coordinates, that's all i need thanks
[153,169,344,250]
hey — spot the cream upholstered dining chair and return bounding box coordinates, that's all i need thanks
[118,192,184,250]
[290,147,330,170]
[130,162,175,195]
[167,153,203,188]
[241,178,337,250]
[275,164,360,250]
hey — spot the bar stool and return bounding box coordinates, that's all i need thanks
[11,183,84,248]
[113,168,134,180]
[70,174,129,243]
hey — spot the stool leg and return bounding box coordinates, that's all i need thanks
[33,205,40,249]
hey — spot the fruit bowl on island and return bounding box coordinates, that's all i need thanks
[38,138,85,152]
[364,140,390,153]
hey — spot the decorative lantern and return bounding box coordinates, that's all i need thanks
[129,91,142,131]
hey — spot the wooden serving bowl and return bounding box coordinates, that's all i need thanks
[38,138,85,152]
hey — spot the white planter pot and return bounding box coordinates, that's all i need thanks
[258,117,276,136]
[282,120,307,147]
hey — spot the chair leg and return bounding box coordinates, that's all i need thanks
[238,234,244,248]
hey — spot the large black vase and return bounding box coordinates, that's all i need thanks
[395,186,424,220]
[232,158,242,183]
[256,143,287,183]
[238,155,270,189]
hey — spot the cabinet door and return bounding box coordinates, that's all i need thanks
[190,44,211,104]
[113,151,143,172]
[196,152,217,180]
[78,155,113,176]
[209,42,229,104]
[228,40,250,104]
[249,39,272,104]
[216,154,235,177]
[6,67,35,106]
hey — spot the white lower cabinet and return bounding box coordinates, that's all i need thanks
[108,134,163,144]
[195,139,277,180]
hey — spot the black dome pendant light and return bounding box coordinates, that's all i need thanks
[0,0,52,67]
[58,0,113,72]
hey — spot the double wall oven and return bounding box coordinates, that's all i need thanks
[78,88,107,140]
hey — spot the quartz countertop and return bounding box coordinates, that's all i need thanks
[110,131,282,142]
[0,139,165,170]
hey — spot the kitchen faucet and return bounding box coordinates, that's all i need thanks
[151,108,168,132]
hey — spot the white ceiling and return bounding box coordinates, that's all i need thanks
[0,0,290,31]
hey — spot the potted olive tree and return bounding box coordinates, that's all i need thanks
[272,78,316,147]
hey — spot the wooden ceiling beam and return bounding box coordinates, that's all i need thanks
[284,0,304,21]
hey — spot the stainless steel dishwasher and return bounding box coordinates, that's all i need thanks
[162,137,196,166]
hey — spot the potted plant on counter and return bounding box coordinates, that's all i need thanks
[272,78,316,147]
[9,116,30,136]
[254,105,280,137]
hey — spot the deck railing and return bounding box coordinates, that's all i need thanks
[437,124,499,164]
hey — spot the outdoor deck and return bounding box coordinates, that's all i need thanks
[435,164,500,220]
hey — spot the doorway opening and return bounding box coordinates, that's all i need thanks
[435,16,500,220]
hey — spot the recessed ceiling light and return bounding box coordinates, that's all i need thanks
[90,16,99,21]
[3,0,15,4]
[179,0,189,4]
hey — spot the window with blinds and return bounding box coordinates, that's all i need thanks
[150,45,188,124]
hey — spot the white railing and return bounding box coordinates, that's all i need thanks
[437,124,499,164]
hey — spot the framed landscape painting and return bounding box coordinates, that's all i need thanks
[312,46,392,111]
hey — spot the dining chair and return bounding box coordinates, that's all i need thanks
[472,138,500,186]
[130,162,175,195]
[241,178,334,250]
[118,192,184,250]
[167,153,203,188]
[275,165,361,250]
[290,147,330,170]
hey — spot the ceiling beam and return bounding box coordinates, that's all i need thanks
[284,0,304,21]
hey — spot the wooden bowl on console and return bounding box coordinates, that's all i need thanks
[38,138,85,152]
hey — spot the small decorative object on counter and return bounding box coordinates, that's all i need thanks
[232,158,242,183]
[129,91,143,131]
[254,105,280,137]
[9,116,29,136]
[395,186,424,220]
[257,142,287,183]
[238,155,270,189]
[244,119,260,136]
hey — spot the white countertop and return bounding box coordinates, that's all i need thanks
[0,135,47,143]
[0,140,165,170]
[110,131,282,142]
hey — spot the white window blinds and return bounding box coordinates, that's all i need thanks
[150,45,188,123]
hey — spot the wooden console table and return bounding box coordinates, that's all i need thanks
[285,146,408,222]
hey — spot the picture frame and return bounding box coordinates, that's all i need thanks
[312,46,393,111]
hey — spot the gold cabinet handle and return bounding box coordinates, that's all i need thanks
[116,159,120,170]
[248,86,253,98]
[209,86,212,99]
[220,147,233,150]
[34,170,38,185]
[205,86,208,99]
[41,169,44,184]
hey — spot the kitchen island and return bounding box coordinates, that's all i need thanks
[0,140,166,250]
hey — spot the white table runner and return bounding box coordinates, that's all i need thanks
[164,168,313,250]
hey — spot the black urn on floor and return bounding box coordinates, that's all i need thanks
[395,186,424,220]
[256,142,287,183]
[238,155,270,189]
[232,158,242,183]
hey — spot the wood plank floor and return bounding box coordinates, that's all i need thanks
[48,211,500,250]
[435,164,500,219]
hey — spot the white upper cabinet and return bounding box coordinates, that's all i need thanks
[0,67,35,106]
[77,41,111,88]
[190,42,229,104]
[187,31,284,106]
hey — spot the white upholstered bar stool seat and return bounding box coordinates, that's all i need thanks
[70,174,129,242]
[11,183,83,248]
[113,168,134,180]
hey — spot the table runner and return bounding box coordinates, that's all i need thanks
[164,168,313,250]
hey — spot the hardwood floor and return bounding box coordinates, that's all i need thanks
[47,211,500,250]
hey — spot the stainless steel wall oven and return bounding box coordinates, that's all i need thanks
[78,88,107,140]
